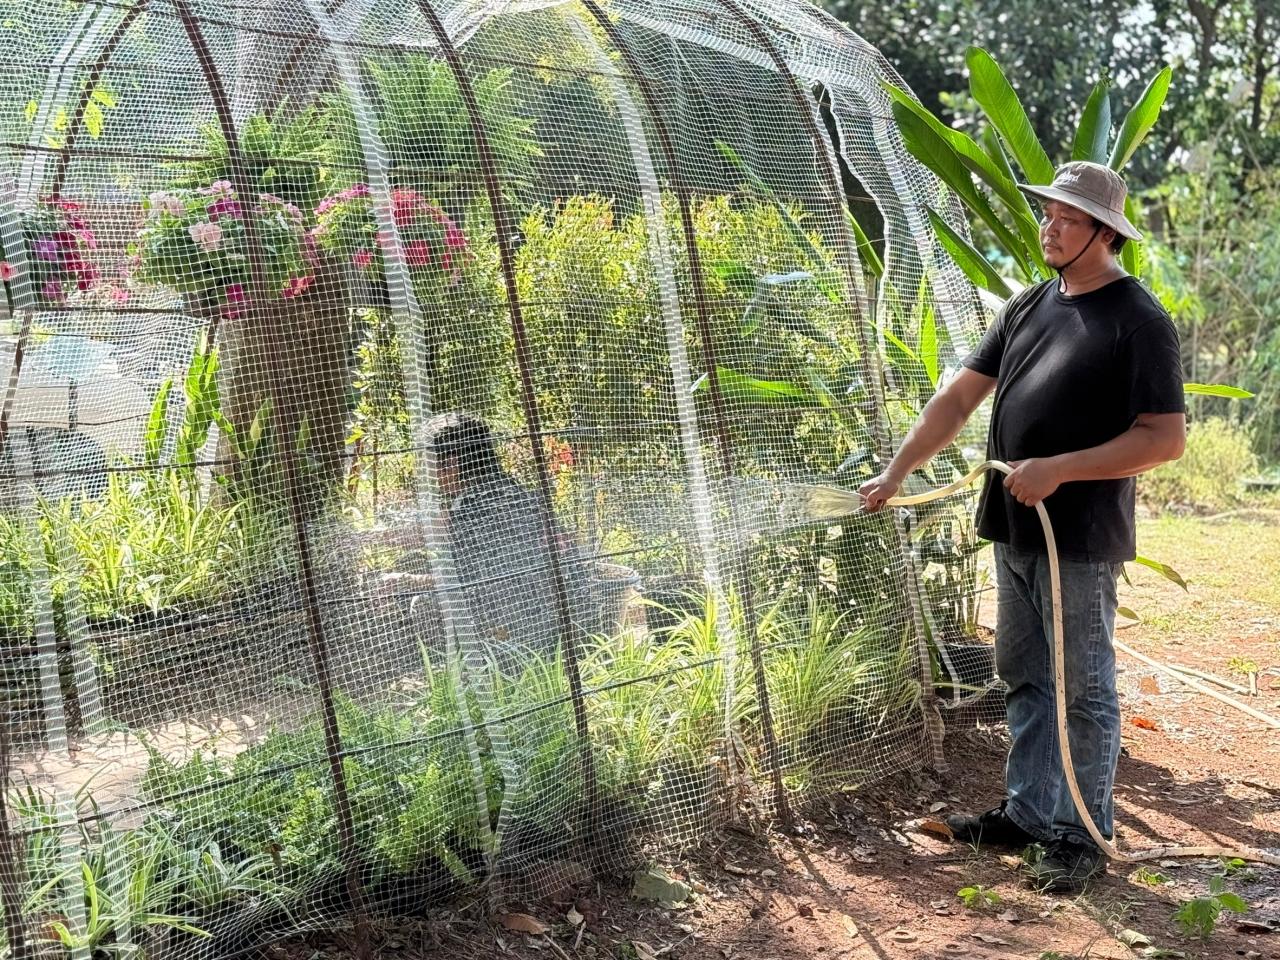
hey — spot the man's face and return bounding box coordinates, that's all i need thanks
[1039,199,1102,269]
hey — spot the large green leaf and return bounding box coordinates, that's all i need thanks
[1183,382,1254,399]
[926,207,1015,298]
[919,304,939,388]
[1072,78,1112,163]
[966,46,1056,186]
[1109,66,1172,170]
[892,102,1032,279]
[691,367,815,407]
[844,209,884,279]
[980,124,1046,271]
[1120,195,1144,277]
[1133,553,1188,591]
[885,84,1043,272]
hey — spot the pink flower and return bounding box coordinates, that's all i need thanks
[281,275,313,299]
[391,189,423,227]
[148,191,185,218]
[405,240,431,267]
[205,180,234,198]
[444,223,467,249]
[77,229,97,250]
[41,279,64,302]
[352,249,374,269]
[223,282,247,319]
[188,221,224,253]
[33,237,59,261]
[0,262,13,281]
[207,196,243,220]
[109,285,131,304]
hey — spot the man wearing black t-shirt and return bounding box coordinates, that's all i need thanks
[859,162,1186,892]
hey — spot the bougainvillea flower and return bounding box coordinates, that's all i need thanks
[405,239,433,267]
[352,249,374,269]
[207,196,243,220]
[281,275,314,299]
[0,262,13,281]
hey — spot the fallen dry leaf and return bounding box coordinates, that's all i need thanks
[723,863,757,876]
[502,913,549,936]
[632,941,660,960]
[797,902,814,918]
[1132,716,1159,731]
[929,801,948,813]
[566,906,583,927]
[972,933,1010,945]
[841,915,859,938]
[918,818,954,839]
[997,909,1019,923]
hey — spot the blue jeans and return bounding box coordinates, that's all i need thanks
[994,543,1122,845]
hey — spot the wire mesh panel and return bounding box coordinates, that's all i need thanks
[0,0,991,954]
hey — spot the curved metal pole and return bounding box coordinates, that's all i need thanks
[49,1,149,201]
[410,0,599,841]
[576,0,791,826]
[169,1,370,947]
[707,0,942,766]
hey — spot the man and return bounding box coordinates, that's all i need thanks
[425,412,598,667]
[858,162,1186,892]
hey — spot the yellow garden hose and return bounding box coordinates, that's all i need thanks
[882,460,1280,867]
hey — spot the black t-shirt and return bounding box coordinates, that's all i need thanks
[961,276,1184,562]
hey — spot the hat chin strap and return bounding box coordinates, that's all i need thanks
[1055,223,1102,279]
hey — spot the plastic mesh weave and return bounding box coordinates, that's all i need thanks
[0,0,993,954]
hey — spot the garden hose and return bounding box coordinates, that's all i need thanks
[883,459,1280,867]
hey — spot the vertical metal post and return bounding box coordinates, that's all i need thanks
[172,2,371,949]
[411,0,599,836]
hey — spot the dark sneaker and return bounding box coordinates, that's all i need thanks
[945,801,1038,848]
[1023,836,1106,892]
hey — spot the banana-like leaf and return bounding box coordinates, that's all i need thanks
[966,46,1056,186]
[1183,382,1254,399]
[1134,553,1188,591]
[1072,78,1112,163]
[980,125,1046,270]
[926,207,1015,298]
[844,209,884,279]
[885,84,1043,273]
[1109,66,1172,171]
[691,367,815,407]
[892,102,1031,279]
[919,304,939,388]
[1116,606,1140,621]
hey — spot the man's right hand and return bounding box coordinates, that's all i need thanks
[857,470,903,512]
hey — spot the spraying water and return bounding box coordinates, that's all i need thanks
[727,478,871,539]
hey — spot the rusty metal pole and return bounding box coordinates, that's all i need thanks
[411,0,599,842]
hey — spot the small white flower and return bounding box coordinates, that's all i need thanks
[188,220,223,253]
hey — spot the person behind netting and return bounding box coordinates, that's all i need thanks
[858,162,1186,893]
[424,412,598,667]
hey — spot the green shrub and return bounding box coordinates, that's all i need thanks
[1141,417,1257,510]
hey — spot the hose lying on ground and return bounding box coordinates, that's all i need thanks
[881,460,1280,867]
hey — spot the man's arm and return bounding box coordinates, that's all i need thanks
[858,367,997,511]
[1003,412,1186,507]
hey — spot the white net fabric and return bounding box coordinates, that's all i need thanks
[0,0,993,954]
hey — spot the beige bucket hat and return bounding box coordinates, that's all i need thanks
[1017,161,1143,242]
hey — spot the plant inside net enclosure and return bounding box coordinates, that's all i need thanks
[0,0,994,954]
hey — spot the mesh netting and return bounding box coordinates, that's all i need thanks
[0,0,995,954]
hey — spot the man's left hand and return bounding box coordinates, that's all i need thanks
[1003,458,1063,507]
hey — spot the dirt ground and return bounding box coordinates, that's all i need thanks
[263,513,1280,960]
